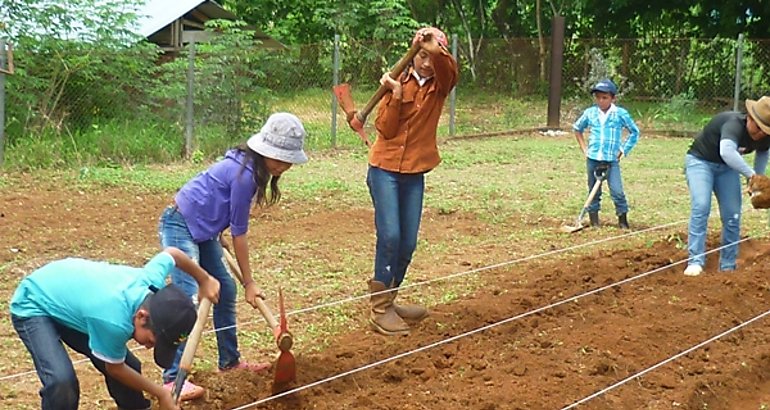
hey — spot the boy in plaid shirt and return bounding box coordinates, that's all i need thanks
[573,79,640,229]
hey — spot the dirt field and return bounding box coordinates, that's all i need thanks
[3,173,770,410]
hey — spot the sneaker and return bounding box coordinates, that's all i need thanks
[162,380,205,401]
[219,361,271,373]
[684,265,703,277]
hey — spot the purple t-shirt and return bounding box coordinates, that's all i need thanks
[175,150,257,242]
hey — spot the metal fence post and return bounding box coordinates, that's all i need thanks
[0,39,5,167]
[331,34,340,148]
[449,33,457,137]
[184,41,195,159]
[733,33,744,112]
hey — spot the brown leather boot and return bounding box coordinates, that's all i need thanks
[390,289,428,322]
[368,280,410,336]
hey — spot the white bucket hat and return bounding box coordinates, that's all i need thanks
[247,113,308,164]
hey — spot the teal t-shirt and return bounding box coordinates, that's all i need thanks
[10,252,175,364]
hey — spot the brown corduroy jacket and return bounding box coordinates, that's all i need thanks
[368,47,459,174]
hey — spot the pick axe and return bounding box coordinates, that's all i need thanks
[333,40,424,146]
[219,240,296,389]
[171,297,212,402]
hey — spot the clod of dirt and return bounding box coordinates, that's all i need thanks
[409,366,436,382]
[590,361,615,376]
[382,367,406,383]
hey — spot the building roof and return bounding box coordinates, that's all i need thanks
[134,0,284,49]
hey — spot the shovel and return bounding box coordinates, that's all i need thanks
[171,297,212,403]
[333,39,424,146]
[220,245,296,389]
[561,164,609,233]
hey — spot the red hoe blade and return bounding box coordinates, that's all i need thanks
[272,287,296,392]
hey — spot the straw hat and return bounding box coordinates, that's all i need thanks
[745,96,770,135]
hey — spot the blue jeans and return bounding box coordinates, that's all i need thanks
[12,314,150,410]
[586,159,629,214]
[158,206,240,383]
[685,154,741,271]
[367,166,425,287]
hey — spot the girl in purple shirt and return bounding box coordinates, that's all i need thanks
[158,112,307,400]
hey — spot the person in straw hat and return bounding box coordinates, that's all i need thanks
[157,112,308,400]
[683,97,770,277]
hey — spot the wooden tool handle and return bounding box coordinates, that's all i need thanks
[356,41,422,121]
[221,247,280,329]
[178,297,212,371]
[581,178,604,210]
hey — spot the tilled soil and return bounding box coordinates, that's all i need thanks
[186,239,770,410]
[2,177,770,410]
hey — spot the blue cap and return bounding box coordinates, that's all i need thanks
[591,79,617,95]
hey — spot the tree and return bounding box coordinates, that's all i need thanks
[0,0,158,136]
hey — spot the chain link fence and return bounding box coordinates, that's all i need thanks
[3,34,770,167]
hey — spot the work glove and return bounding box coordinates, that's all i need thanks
[748,174,770,209]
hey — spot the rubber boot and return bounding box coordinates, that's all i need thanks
[618,213,629,229]
[368,280,410,336]
[390,288,428,322]
[589,211,600,227]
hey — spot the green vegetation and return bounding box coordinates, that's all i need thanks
[1,0,763,172]
[2,86,718,171]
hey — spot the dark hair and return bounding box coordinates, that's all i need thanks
[139,294,153,330]
[234,143,281,207]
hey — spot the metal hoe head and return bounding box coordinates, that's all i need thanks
[171,370,188,402]
[332,83,371,146]
[272,288,296,392]
[562,167,608,234]
[561,220,587,233]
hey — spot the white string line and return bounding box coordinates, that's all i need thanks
[0,219,687,383]
[560,307,770,410]
[225,220,688,330]
[228,236,751,409]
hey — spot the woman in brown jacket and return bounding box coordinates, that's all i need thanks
[366,27,459,336]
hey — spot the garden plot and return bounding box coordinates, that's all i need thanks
[182,237,770,410]
[2,134,770,409]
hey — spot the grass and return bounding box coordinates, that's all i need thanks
[1,89,725,171]
[16,132,766,235]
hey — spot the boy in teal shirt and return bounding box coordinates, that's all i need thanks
[10,247,220,410]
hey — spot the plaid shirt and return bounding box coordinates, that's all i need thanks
[573,104,640,162]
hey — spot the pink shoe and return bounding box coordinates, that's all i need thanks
[219,361,271,373]
[162,380,205,401]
